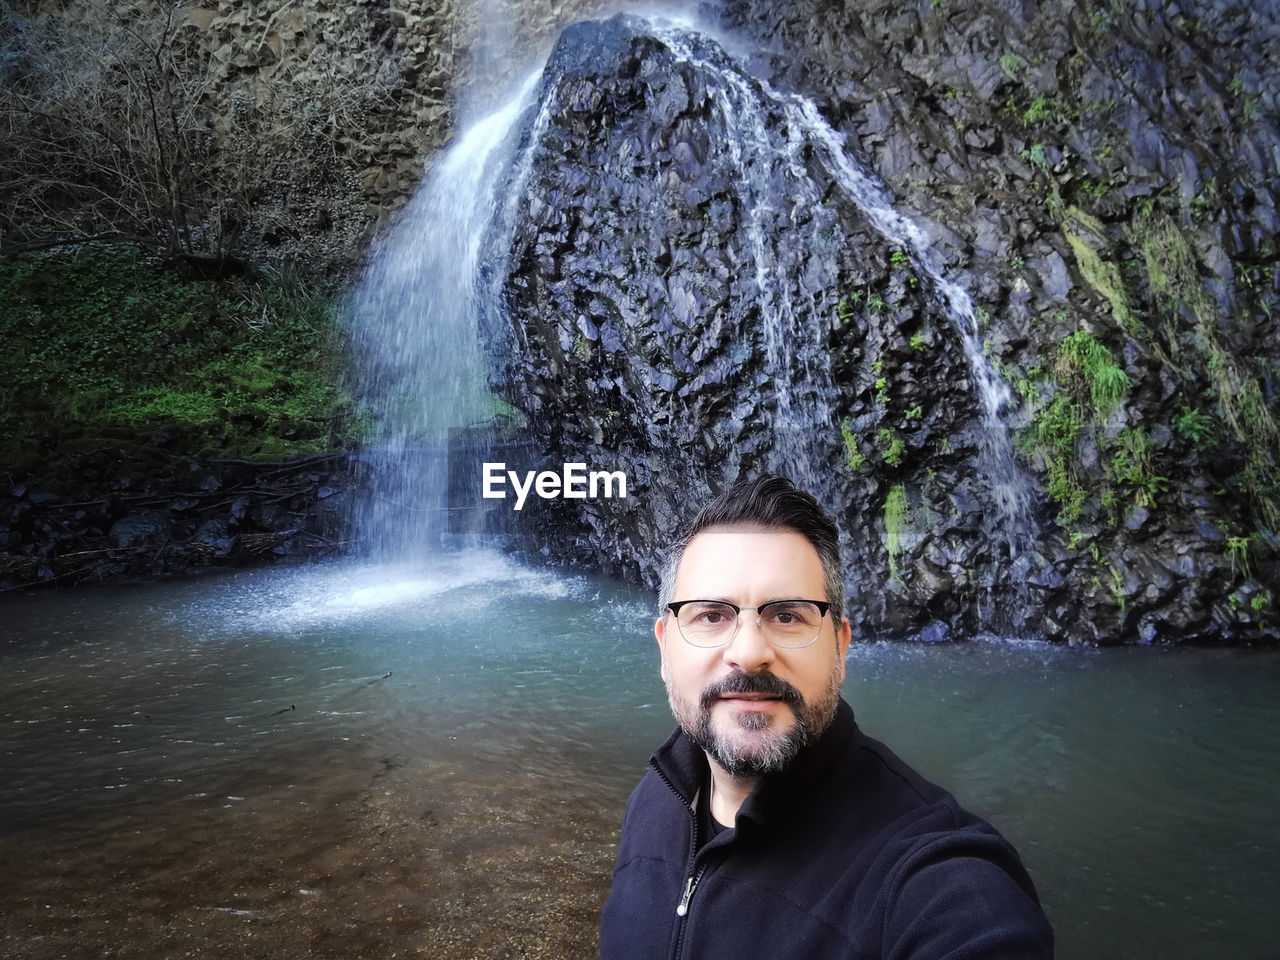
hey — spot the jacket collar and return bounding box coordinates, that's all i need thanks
[650,698,859,827]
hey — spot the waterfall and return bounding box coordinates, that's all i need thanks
[349,11,1034,569]
[347,73,541,562]
[648,18,1035,548]
[786,97,1037,545]
[642,21,838,488]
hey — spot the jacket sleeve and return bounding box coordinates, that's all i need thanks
[881,843,1054,959]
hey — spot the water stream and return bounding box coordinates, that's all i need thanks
[350,13,1036,562]
[648,16,1034,542]
[346,75,542,560]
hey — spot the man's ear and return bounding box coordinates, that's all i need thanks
[836,617,852,683]
[654,615,670,683]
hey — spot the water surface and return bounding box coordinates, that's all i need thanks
[2,555,1277,958]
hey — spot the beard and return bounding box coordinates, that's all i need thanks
[664,665,843,779]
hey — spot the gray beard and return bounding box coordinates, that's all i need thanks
[675,668,842,779]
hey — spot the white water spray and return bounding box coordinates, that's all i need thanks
[348,73,542,561]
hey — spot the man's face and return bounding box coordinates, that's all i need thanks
[655,524,852,779]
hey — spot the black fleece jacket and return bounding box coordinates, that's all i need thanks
[599,699,1053,959]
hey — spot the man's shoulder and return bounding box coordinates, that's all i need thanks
[834,724,1017,859]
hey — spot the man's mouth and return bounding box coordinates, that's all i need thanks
[700,671,803,711]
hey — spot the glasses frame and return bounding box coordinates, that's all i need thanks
[666,599,832,649]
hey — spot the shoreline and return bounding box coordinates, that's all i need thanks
[1,749,619,959]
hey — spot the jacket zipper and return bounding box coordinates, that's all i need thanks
[652,762,704,958]
[650,768,701,957]
[675,864,706,917]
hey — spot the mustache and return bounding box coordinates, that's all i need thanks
[700,671,803,711]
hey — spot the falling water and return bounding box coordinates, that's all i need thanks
[643,20,839,487]
[351,12,1033,562]
[347,73,541,561]
[650,17,1035,545]
[789,99,1037,542]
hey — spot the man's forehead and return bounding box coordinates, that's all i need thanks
[675,524,825,589]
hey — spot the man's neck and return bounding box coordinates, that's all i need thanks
[707,760,757,827]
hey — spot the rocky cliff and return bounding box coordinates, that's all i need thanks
[4,0,1277,643]
[2,0,611,273]
[484,0,1278,644]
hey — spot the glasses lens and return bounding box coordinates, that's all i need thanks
[759,601,824,648]
[676,601,739,647]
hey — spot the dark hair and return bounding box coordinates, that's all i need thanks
[658,475,845,629]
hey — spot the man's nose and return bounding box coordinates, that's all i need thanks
[721,613,775,673]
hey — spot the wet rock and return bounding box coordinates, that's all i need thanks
[109,512,170,549]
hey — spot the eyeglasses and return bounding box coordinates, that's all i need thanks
[666,599,832,649]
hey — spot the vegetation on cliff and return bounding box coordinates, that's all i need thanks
[0,244,357,483]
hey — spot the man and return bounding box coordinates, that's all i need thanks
[599,475,1053,958]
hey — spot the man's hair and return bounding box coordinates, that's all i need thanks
[658,474,845,630]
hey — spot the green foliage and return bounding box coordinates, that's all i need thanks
[1133,209,1280,525]
[1108,427,1168,507]
[1062,206,1135,334]
[1020,142,1049,169]
[1022,96,1066,126]
[836,299,855,324]
[1017,330,1134,527]
[884,484,910,582]
[0,244,355,469]
[905,404,923,421]
[1059,330,1128,419]
[841,420,866,471]
[877,428,906,468]
[1226,535,1253,578]
[998,53,1026,78]
[1016,393,1086,525]
[874,377,890,404]
[909,333,927,351]
[1173,406,1218,452]
[1089,543,1127,611]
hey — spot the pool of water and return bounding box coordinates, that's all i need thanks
[2,552,1277,958]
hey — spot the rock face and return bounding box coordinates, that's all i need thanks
[1,452,354,589]
[485,4,1279,645]
[3,0,614,276]
[490,14,1022,638]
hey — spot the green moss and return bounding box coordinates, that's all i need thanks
[841,420,866,471]
[1131,210,1280,526]
[884,484,910,582]
[1062,206,1134,334]
[877,427,906,468]
[0,244,357,473]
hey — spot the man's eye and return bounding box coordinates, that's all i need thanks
[764,603,818,627]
